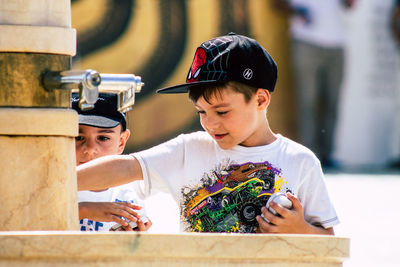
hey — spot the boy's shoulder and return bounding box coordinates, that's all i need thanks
[176,131,213,143]
[171,131,217,151]
[279,134,312,151]
[276,134,321,164]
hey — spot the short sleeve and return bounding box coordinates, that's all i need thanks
[297,161,340,228]
[132,134,187,199]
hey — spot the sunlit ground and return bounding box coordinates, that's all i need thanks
[326,171,400,267]
[143,170,400,266]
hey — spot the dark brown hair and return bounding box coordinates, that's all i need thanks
[188,81,258,104]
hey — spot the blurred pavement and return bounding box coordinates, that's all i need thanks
[326,171,400,267]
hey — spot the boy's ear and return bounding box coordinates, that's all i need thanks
[255,88,271,110]
[118,129,131,154]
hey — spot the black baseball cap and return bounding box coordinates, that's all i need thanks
[156,33,277,94]
[71,92,127,130]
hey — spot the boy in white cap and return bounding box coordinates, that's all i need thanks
[72,93,151,231]
[77,33,339,234]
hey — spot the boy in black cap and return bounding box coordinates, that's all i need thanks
[72,93,151,231]
[77,33,339,234]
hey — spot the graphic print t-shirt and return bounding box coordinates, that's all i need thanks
[133,131,339,233]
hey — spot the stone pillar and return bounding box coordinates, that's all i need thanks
[0,0,78,230]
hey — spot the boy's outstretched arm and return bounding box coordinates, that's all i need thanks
[77,154,143,191]
[256,193,335,235]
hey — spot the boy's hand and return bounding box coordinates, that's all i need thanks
[112,218,153,232]
[136,217,152,231]
[79,202,142,227]
[256,192,309,234]
[256,193,334,235]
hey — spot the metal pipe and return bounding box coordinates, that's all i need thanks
[42,70,144,112]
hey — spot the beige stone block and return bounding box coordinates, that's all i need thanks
[0,232,350,266]
[0,0,71,27]
[0,108,78,136]
[0,25,76,55]
[0,136,78,230]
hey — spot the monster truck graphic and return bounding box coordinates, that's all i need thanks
[221,162,276,190]
[183,161,281,233]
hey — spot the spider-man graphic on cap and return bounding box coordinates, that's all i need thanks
[187,47,207,83]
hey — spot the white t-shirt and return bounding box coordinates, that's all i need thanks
[133,131,339,232]
[289,0,346,47]
[78,182,144,231]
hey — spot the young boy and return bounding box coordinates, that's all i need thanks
[72,93,152,231]
[77,33,339,234]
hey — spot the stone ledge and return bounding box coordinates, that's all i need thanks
[0,232,350,266]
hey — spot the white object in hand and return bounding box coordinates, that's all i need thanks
[110,206,148,231]
[262,192,293,223]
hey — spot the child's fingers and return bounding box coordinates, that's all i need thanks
[256,214,278,233]
[268,201,290,218]
[111,224,133,231]
[109,215,129,226]
[145,219,152,229]
[121,224,134,231]
[256,215,268,232]
[118,202,142,210]
[260,206,284,226]
[114,208,139,222]
[136,219,145,231]
[111,203,141,218]
[285,192,302,212]
[136,218,152,231]
[113,201,142,210]
[260,206,274,224]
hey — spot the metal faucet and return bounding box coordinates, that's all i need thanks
[42,69,144,112]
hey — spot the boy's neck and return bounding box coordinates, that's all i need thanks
[263,131,278,145]
[238,128,277,148]
[255,130,277,146]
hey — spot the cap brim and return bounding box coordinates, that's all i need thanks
[156,80,220,94]
[78,114,122,129]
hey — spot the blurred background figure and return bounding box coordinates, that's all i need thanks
[391,0,400,46]
[333,0,400,170]
[272,0,356,167]
[391,0,400,168]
